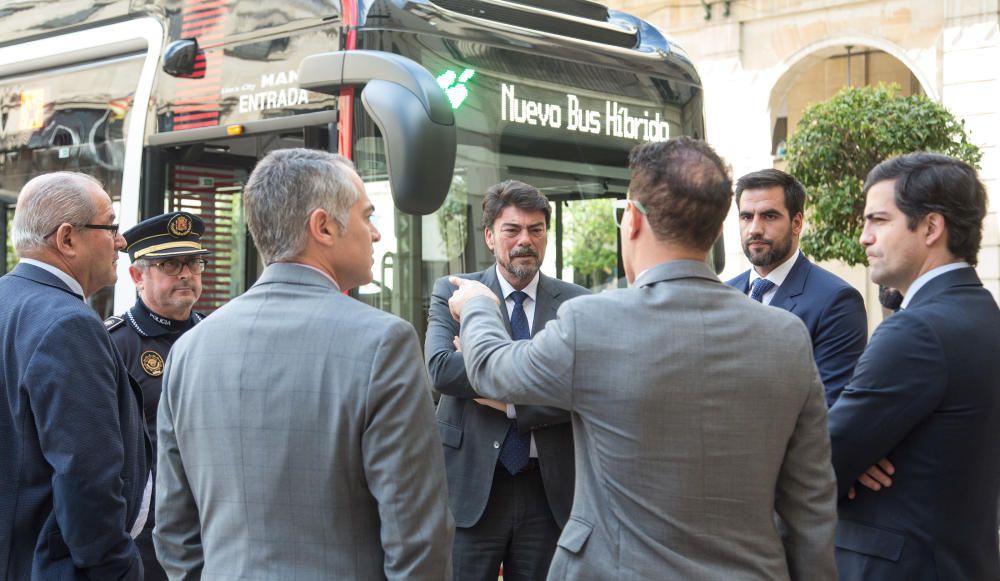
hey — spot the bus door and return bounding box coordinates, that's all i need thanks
[145,126,334,313]
[547,192,628,291]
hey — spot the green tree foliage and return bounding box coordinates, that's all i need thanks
[436,175,469,261]
[565,198,617,287]
[5,208,14,272]
[786,84,981,265]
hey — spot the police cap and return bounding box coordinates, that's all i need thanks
[123,212,211,261]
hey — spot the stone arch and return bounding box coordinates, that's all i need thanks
[766,35,936,160]
[762,34,936,331]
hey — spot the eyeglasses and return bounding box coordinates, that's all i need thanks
[151,257,208,276]
[44,223,120,238]
[613,198,650,228]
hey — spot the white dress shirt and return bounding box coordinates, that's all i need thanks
[747,250,801,305]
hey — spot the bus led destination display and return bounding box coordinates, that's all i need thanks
[500,82,672,142]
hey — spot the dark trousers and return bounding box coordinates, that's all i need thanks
[137,523,167,581]
[453,461,560,581]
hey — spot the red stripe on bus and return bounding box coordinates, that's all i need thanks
[182,22,223,34]
[185,7,226,19]
[172,105,222,114]
[343,0,358,48]
[175,83,221,95]
[339,1,357,159]
[174,112,220,121]
[184,0,229,7]
[173,121,220,130]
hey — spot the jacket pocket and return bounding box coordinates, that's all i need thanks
[557,516,593,554]
[835,520,905,561]
[437,421,462,449]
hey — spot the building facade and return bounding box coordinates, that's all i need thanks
[610,0,1000,328]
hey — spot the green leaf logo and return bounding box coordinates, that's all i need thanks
[436,68,476,109]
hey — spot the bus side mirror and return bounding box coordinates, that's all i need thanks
[298,50,457,215]
[163,39,204,79]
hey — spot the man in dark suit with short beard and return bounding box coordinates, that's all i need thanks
[727,169,867,406]
[426,180,588,580]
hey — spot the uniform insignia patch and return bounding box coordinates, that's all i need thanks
[103,316,125,332]
[167,214,193,237]
[141,350,165,377]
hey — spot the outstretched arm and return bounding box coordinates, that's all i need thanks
[452,278,576,410]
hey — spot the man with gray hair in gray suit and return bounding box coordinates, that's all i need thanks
[448,137,837,580]
[154,149,454,580]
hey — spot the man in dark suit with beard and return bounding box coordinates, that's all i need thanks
[727,169,867,406]
[426,180,588,580]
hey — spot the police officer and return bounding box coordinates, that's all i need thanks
[105,211,210,580]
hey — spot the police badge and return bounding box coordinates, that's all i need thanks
[140,350,165,377]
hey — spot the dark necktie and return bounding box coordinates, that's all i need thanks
[750,278,776,302]
[499,290,530,475]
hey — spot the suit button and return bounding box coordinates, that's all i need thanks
[493,441,500,449]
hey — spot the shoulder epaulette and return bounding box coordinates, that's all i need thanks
[103,315,125,332]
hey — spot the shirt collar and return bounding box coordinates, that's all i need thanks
[900,261,969,309]
[20,258,85,298]
[749,249,800,289]
[495,264,539,303]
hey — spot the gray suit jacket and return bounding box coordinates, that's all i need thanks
[459,260,837,580]
[154,263,454,580]
[426,268,588,528]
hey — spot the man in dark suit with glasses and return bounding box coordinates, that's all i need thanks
[0,172,149,580]
[105,211,211,581]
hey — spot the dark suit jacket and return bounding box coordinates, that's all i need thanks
[727,253,867,405]
[828,267,1000,580]
[426,268,588,528]
[0,263,149,580]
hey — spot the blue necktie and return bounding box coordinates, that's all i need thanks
[750,278,776,302]
[499,291,531,475]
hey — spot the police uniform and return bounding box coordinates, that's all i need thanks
[105,212,209,581]
[106,302,204,458]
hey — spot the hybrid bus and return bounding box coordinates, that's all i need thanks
[0,0,713,338]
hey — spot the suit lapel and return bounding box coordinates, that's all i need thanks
[532,275,561,335]
[480,266,513,334]
[769,254,809,311]
[732,271,751,293]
